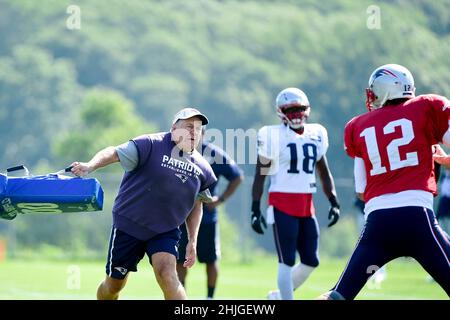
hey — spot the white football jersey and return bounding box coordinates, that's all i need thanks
[257,123,328,193]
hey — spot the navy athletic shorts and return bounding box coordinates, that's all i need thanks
[272,207,320,267]
[177,222,220,264]
[333,206,450,299]
[105,227,181,279]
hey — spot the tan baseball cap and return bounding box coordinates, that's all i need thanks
[172,107,209,125]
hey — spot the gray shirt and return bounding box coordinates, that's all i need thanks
[116,141,139,172]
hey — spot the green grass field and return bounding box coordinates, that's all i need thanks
[0,256,447,300]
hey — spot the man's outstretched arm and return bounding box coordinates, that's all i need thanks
[71,146,120,176]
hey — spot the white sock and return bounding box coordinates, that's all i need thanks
[278,263,294,300]
[292,263,315,290]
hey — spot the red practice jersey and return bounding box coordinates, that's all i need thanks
[344,94,450,202]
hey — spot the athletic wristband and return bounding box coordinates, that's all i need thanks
[251,200,261,212]
[328,195,340,209]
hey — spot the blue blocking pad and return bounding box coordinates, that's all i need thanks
[0,173,104,220]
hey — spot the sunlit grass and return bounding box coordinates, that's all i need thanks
[0,256,446,300]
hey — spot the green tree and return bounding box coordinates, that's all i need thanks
[0,45,80,167]
[53,87,155,169]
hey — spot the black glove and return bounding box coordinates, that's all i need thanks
[251,200,267,234]
[328,195,340,228]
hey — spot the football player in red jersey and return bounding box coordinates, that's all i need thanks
[319,64,450,300]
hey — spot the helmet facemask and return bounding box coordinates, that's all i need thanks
[277,105,310,130]
[365,86,387,112]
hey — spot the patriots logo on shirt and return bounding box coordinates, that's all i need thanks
[175,173,188,183]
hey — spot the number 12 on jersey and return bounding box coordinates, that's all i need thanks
[360,118,418,176]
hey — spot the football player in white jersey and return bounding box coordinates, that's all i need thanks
[251,87,340,300]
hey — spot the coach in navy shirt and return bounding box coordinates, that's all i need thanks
[177,130,244,299]
[71,108,217,300]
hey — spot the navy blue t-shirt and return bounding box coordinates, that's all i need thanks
[201,142,243,224]
[112,132,217,240]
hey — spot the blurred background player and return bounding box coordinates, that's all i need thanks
[320,64,450,300]
[433,145,450,236]
[251,87,340,300]
[177,128,244,299]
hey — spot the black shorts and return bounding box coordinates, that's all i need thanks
[105,227,181,279]
[272,207,320,267]
[177,222,220,264]
[437,196,450,219]
[333,207,450,299]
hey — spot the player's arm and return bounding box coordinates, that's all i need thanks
[252,155,271,201]
[316,155,337,199]
[184,199,203,268]
[70,146,120,177]
[250,155,271,234]
[220,174,244,202]
[354,157,367,201]
[343,118,366,201]
[205,174,243,210]
[316,155,340,227]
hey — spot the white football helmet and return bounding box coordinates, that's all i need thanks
[275,87,311,129]
[366,64,415,111]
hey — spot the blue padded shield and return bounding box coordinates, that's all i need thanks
[0,173,104,220]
